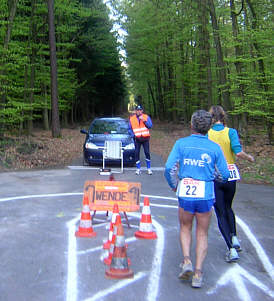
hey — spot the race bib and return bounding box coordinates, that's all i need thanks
[228,164,240,181]
[177,178,205,198]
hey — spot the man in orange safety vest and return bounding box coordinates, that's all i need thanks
[129,105,153,175]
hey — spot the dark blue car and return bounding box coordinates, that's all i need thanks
[80,117,135,166]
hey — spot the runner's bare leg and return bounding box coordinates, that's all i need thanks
[179,208,194,263]
[194,210,212,273]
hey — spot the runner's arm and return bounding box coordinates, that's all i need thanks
[229,128,254,162]
[144,115,153,129]
[164,141,180,190]
[236,151,255,162]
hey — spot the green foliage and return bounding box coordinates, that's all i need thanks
[113,0,273,129]
[0,0,127,135]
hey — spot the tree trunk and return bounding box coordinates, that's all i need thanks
[230,0,248,138]
[43,83,49,130]
[147,81,157,118]
[47,0,61,138]
[155,54,164,120]
[196,0,212,109]
[245,0,272,143]
[207,0,232,113]
[27,0,38,134]
[0,0,19,136]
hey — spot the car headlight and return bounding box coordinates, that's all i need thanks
[124,143,135,150]
[85,142,99,149]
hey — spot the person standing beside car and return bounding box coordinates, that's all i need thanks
[129,105,153,175]
[208,105,255,263]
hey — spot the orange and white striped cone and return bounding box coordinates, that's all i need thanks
[103,204,120,249]
[104,213,130,266]
[105,215,134,279]
[104,221,117,265]
[75,194,96,238]
[135,197,157,239]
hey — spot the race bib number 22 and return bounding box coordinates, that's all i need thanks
[178,178,205,198]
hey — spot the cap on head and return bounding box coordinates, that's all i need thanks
[135,105,143,111]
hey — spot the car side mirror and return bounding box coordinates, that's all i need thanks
[80,129,88,135]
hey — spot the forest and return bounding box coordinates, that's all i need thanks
[112,0,273,142]
[0,0,127,137]
[0,0,273,143]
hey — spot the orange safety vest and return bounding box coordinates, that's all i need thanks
[130,114,150,138]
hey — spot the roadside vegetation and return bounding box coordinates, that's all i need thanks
[0,122,273,186]
[0,1,272,185]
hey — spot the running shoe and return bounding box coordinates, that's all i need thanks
[147,169,153,175]
[135,169,141,175]
[178,262,193,280]
[225,247,239,263]
[192,273,203,288]
[232,235,242,252]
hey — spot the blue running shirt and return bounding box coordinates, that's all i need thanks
[165,134,230,201]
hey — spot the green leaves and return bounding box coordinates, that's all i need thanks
[0,0,126,135]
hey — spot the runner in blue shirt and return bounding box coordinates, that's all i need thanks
[165,110,230,288]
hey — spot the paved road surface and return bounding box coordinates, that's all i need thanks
[0,154,273,301]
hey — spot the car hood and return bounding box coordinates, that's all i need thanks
[87,134,133,147]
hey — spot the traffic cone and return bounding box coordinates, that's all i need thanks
[135,197,157,239]
[103,204,120,249]
[105,215,134,279]
[104,221,117,265]
[75,194,96,237]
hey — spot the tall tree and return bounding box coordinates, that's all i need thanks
[207,0,232,112]
[47,0,61,137]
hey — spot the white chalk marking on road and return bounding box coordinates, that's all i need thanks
[128,212,165,301]
[236,216,274,280]
[66,216,79,301]
[0,192,176,203]
[1,192,273,300]
[142,194,177,201]
[207,264,274,299]
[67,166,165,171]
[0,192,82,202]
[147,217,165,301]
[84,271,146,301]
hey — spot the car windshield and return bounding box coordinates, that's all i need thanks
[90,119,129,135]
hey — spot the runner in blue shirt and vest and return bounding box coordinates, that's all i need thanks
[165,110,230,288]
[208,105,254,263]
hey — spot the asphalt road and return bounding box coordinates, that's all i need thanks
[0,153,273,301]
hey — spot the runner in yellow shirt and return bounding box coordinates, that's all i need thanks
[208,105,254,262]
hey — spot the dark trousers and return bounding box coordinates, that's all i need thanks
[134,138,150,163]
[213,180,237,249]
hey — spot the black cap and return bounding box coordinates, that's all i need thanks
[135,105,143,110]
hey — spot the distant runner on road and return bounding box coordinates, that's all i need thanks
[208,105,255,263]
[165,110,230,288]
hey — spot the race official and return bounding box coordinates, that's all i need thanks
[165,110,230,288]
[129,105,153,175]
